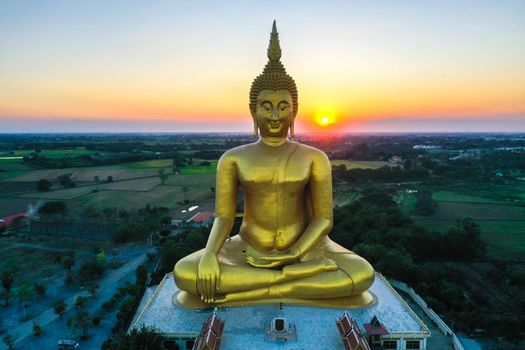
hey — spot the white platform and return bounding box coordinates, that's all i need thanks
[131,273,430,349]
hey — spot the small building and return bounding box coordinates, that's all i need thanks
[388,156,405,164]
[193,312,224,350]
[187,212,214,227]
[0,213,28,233]
[363,315,427,350]
[336,312,371,350]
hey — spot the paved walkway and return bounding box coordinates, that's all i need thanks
[0,251,150,349]
[398,290,455,350]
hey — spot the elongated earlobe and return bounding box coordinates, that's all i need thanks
[290,121,295,138]
[253,120,258,136]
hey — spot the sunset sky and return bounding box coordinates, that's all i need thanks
[1,0,524,133]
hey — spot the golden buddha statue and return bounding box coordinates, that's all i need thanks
[174,21,375,308]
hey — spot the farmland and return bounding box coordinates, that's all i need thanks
[0,156,216,216]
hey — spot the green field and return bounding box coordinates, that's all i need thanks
[11,148,96,159]
[413,217,525,259]
[121,159,173,169]
[413,186,525,259]
[331,160,398,170]
[430,183,525,204]
[180,161,217,174]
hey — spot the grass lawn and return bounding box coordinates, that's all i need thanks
[331,160,398,170]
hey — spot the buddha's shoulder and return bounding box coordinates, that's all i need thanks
[217,143,254,163]
[294,142,330,163]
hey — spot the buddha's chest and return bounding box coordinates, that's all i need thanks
[236,152,311,193]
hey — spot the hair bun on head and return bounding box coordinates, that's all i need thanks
[249,21,298,116]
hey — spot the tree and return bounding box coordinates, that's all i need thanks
[63,256,76,271]
[75,296,88,309]
[64,272,74,286]
[36,179,52,192]
[160,216,171,229]
[105,324,165,350]
[53,299,67,319]
[87,283,100,298]
[96,250,106,264]
[69,310,90,339]
[113,223,149,243]
[183,186,189,203]
[2,334,15,350]
[414,190,437,216]
[107,175,114,183]
[135,265,148,286]
[38,200,67,215]
[32,321,42,336]
[158,168,168,185]
[16,283,35,310]
[1,270,15,306]
[58,174,75,188]
[79,260,105,284]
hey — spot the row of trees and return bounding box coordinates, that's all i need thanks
[331,193,525,339]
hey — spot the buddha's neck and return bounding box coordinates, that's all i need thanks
[258,136,289,147]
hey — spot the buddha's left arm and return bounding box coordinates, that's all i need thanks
[290,150,333,258]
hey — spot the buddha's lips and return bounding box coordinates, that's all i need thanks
[270,122,282,128]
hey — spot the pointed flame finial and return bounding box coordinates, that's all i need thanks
[267,20,282,61]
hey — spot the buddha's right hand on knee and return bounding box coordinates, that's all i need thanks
[197,253,220,304]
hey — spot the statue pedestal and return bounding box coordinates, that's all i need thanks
[131,273,430,350]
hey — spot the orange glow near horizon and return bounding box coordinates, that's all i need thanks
[1,0,524,132]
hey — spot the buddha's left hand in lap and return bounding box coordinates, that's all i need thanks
[246,251,299,268]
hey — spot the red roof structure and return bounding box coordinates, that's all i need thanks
[0,213,28,229]
[188,211,214,224]
[194,312,224,350]
[336,313,371,350]
[363,315,389,336]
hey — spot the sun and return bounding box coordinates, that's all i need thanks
[320,116,329,125]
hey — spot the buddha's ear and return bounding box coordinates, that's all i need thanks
[250,109,258,136]
[290,117,295,137]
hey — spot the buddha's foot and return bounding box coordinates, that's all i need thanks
[277,258,337,283]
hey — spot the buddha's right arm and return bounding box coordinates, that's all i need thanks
[203,152,238,256]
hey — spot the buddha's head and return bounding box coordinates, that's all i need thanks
[249,21,298,139]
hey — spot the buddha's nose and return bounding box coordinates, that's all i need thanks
[271,109,280,120]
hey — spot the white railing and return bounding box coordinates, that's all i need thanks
[388,278,465,350]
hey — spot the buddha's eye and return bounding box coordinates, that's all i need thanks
[279,102,290,111]
[261,102,272,111]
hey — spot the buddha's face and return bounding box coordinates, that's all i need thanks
[253,89,294,139]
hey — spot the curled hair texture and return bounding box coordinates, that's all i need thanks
[249,21,298,116]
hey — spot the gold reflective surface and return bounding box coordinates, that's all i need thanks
[173,21,375,308]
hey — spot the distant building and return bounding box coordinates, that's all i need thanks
[0,213,28,233]
[187,212,214,227]
[388,156,405,164]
